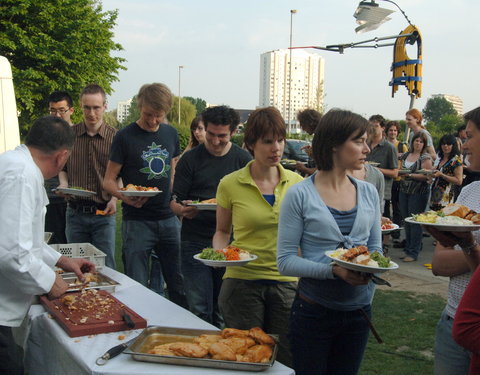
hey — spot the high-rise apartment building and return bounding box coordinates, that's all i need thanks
[432,94,464,115]
[116,98,132,123]
[259,49,325,133]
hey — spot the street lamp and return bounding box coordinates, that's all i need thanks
[353,0,419,141]
[353,0,412,33]
[288,9,297,135]
[178,65,184,125]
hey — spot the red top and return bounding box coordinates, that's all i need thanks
[452,265,480,374]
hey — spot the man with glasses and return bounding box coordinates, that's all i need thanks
[59,84,118,268]
[44,91,75,244]
[48,91,75,123]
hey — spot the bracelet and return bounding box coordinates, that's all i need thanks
[460,241,478,255]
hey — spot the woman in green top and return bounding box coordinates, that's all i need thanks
[213,107,303,366]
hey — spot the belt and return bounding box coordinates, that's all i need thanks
[69,201,106,214]
[298,293,318,305]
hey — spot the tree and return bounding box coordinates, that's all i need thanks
[168,97,197,128]
[423,96,457,124]
[184,97,207,114]
[0,0,125,133]
[429,113,463,146]
[103,110,119,128]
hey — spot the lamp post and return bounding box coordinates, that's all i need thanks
[353,0,418,141]
[178,65,184,126]
[288,9,297,135]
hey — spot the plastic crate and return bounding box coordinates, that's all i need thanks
[51,243,106,269]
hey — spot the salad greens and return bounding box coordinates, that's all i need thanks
[199,248,225,261]
[370,252,391,268]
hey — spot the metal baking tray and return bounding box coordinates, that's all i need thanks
[124,326,278,372]
[61,272,119,293]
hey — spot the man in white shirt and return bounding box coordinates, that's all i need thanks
[0,116,95,374]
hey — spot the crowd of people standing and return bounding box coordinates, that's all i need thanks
[3,78,480,374]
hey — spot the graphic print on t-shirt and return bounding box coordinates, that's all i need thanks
[139,142,171,180]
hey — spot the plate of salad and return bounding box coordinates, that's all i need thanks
[194,246,257,267]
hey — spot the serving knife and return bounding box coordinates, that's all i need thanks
[96,335,139,366]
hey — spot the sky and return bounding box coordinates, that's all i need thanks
[100,0,479,121]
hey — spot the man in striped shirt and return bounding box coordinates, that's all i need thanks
[59,84,118,268]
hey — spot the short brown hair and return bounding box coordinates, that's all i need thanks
[410,131,428,153]
[406,108,424,128]
[312,109,368,171]
[137,83,173,114]
[244,107,286,156]
[464,107,480,130]
[385,120,401,134]
[80,84,106,103]
[297,109,322,135]
[368,114,385,127]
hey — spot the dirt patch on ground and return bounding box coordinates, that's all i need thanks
[376,272,448,300]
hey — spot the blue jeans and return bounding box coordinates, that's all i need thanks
[289,296,371,375]
[121,217,187,308]
[65,207,116,269]
[399,191,430,259]
[434,309,470,375]
[181,240,225,327]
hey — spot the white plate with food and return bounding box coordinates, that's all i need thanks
[325,249,398,274]
[118,190,161,197]
[193,254,257,267]
[381,223,401,233]
[416,169,435,175]
[365,161,380,167]
[194,246,257,267]
[187,203,217,211]
[405,217,480,232]
[55,187,96,197]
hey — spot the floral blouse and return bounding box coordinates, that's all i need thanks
[430,154,462,210]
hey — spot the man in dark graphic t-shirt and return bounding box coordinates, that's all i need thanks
[103,83,187,308]
[171,106,251,326]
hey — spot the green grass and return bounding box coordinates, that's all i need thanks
[113,203,445,374]
[360,290,445,374]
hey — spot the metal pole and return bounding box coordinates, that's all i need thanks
[288,9,297,135]
[178,65,184,125]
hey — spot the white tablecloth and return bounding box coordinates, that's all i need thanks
[23,267,294,375]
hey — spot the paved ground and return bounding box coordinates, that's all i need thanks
[376,231,449,299]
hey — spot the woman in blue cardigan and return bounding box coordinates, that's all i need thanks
[277,109,382,375]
